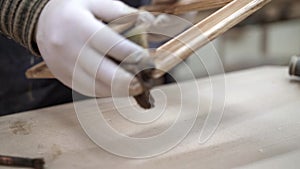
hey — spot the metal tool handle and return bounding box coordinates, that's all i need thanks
[289,55,300,77]
[0,155,44,169]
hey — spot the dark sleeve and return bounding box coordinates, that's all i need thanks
[0,0,49,56]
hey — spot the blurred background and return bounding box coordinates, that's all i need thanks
[170,0,300,81]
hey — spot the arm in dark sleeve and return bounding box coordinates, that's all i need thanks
[0,0,49,56]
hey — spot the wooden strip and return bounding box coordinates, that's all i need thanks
[141,0,232,14]
[152,0,271,78]
[25,62,54,79]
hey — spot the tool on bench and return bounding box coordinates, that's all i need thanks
[289,55,300,77]
[26,0,271,109]
[0,155,44,169]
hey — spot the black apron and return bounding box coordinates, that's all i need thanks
[0,34,76,116]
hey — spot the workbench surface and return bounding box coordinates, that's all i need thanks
[1,66,300,169]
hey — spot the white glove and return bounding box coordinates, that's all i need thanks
[36,0,154,97]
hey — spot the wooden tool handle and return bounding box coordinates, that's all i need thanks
[26,62,54,79]
[152,0,271,78]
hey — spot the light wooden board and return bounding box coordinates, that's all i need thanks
[1,66,300,169]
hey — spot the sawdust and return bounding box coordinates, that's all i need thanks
[9,120,32,135]
[51,144,62,160]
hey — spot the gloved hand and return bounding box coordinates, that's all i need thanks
[36,0,154,97]
[139,0,197,42]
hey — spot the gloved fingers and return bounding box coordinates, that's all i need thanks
[147,13,194,42]
[134,10,156,26]
[66,14,151,66]
[97,56,144,97]
[78,47,144,97]
[151,12,196,29]
[90,0,138,23]
[180,11,197,23]
[89,24,152,65]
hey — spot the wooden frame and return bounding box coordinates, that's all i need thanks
[26,0,271,79]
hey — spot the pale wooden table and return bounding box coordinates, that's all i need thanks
[1,66,300,169]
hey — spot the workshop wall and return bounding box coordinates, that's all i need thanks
[170,18,300,81]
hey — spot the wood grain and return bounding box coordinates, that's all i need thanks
[25,62,54,79]
[141,0,232,14]
[152,0,271,78]
[2,66,300,169]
